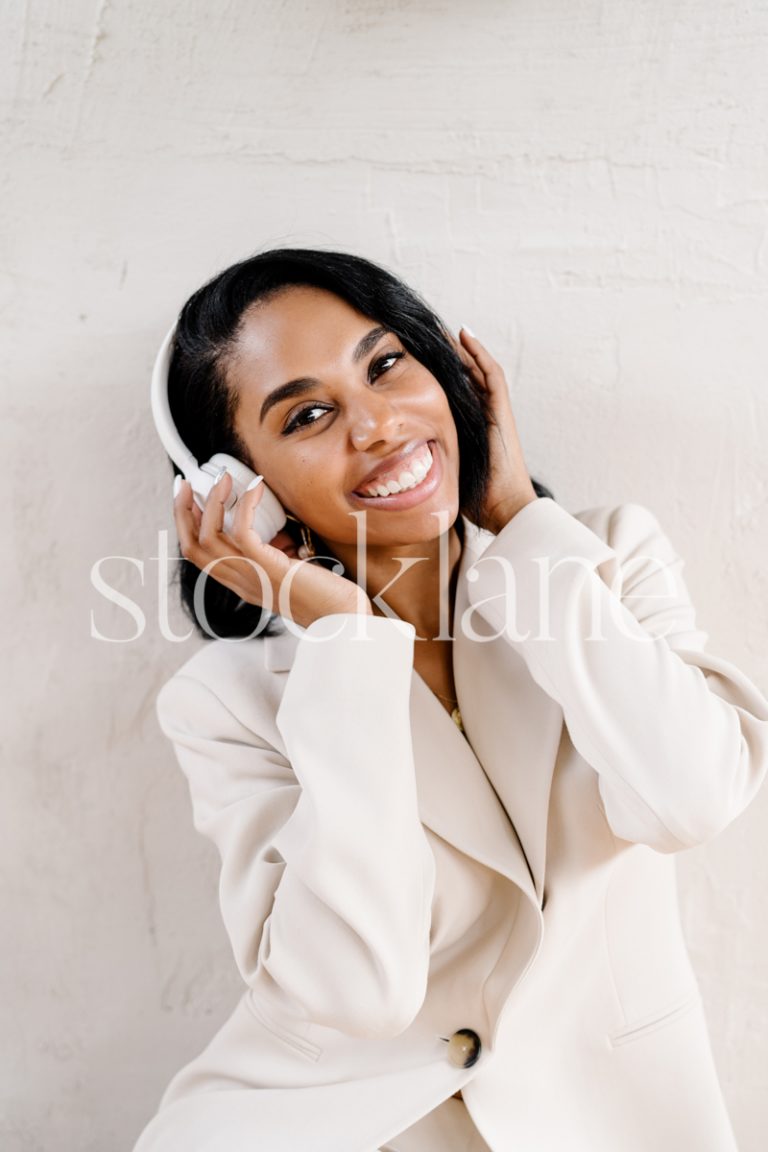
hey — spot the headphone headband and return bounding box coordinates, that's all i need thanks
[149,325,200,479]
[148,322,287,541]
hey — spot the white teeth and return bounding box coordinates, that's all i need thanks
[360,445,433,498]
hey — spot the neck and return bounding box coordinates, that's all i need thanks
[322,519,464,640]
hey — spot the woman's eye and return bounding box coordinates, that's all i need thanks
[282,404,332,435]
[370,351,405,379]
[281,352,405,435]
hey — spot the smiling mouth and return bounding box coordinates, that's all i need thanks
[354,442,435,498]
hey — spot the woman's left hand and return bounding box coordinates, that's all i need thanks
[452,327,539,533]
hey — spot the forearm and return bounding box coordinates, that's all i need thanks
[268,613,435,1035]
[157,615,436,1042]
[484,485,539,536]
[465,499,768,849]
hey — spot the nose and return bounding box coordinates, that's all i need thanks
[348,392,403,451]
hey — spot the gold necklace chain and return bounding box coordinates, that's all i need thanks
[432,689,465,733]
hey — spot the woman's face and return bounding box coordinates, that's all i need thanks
[228,285,461,550]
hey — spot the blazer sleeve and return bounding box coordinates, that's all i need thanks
[155,613,435,1039]
[464,497,768,852]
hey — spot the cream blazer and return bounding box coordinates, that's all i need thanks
[132,498,768,1152]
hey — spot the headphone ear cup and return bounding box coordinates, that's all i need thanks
[208,452,258,501]
[206,452,287,541]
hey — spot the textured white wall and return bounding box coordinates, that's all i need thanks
[3,1,767,1148]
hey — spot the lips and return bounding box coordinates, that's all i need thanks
[357,445,434,498]
[349,439,442,511]
[353,439,432,497]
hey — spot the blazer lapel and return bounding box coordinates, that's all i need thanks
[262,516,563,908]
[264,620,539,905]
[407,670,539,904]
[453,519,565,906]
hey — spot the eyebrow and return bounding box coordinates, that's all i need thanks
[259,326,390,424]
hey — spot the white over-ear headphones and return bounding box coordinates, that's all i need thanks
[150,325,288,541]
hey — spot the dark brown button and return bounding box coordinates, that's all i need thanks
[446,1028,481,1069]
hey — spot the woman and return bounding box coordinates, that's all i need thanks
[134,248,768,1152]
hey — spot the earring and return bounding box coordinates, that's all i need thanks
[284,512,315,559]
[298,523,315,560]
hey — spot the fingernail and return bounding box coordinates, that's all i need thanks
[213,467,228,487]
[245,475,264,492]
[173,475,182,499]
[461,325,476,338]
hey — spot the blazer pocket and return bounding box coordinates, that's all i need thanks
[245,992,323,1062]
[608,991,700,1048]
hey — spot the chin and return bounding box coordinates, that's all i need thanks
[379,504,461,542]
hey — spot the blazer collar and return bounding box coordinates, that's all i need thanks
[263,620,303,673]
[262,516,562,907]
[452,518,564,906]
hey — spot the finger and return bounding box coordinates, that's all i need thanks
[174,478,205,562]
[173,474,203,523]
[230,475,267,546]
[451,329,487,390]
[198,468,232,550]
[448,328,473,357]
[446,326,480,368]
[185,485,203,530]
[228,480,300,575]
[451,334,477,372]
[459,327,501,376]
[173,474,193,513]
[460,329,511,400]
[173,477,275,602]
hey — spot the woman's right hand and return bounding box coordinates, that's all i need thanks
[173,471,373,630]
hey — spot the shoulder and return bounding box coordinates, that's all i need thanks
[155,629,291,751]
[571,500,675,554]
[160,633,268,693]
[464,499,678,563]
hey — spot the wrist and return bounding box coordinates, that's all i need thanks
[304,596,374,629]
[486,488,538,534]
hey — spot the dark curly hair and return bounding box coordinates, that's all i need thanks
[164,247,554,640]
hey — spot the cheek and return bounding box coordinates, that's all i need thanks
[268,454,340,520]
[428,379,455,419]
[404,373,452,423]
[433,390,459,447]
